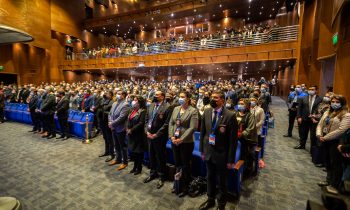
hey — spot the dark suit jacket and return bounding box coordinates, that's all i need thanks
[297,95,323,121]
[41,94,56,115]
[127,108,147,153]
[200,107,238,164]
[168,105,199,143]
[28,95,38,111]
[145,101,171,140]
[56,97,69,119]
[82,95,93,112]
[100,98,114,123]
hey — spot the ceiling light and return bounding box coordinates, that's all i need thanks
[133,21,136,24]
[90,30,93,32]
[219,4,222,7]
[171,13,174,17]
[103,27,105,30]
[261,6,264,9]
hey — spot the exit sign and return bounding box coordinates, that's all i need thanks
[0,66,4,71]
[332,33,338,45]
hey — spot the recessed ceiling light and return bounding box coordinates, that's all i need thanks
[219,4,222,7]
[90,30,93,32]
[103,27,105,30]
[171,13,174,17]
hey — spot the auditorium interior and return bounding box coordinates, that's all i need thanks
[1,0,350,209]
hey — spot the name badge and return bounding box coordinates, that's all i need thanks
[174,128,180,138]
[176,119,181,126]
[148,121,152,129]
[209,134,216,145]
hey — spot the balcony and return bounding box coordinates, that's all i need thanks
[59,25,299,71]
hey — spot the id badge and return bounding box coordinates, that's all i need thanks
[176,119,181,126]
[148,121,152,129]
[174,128,180,138]
[209,134,216,145]
[323,126,328,134]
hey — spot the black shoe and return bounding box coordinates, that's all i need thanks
[144,176,156,183]
[134,170,141,175]
[323,168,327,172]
[156,180,164,189]
[56,136,64,139]
[294,145,305,149]
[199,200,215,210]
[99,153,109,158]
[314,164,324,168]
[105,156,114,162]
[318,181,330,187]
[47,135,56,139]
[130,168,136,174]
[171,188,176,194]
[283,134,292,137]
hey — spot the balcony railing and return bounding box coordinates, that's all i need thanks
[70,25,299,61]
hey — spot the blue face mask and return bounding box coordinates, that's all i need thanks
[331,103,342,110]
[146,102,151,107]
[237,105,246,111]
[178,98,185,105]
[295,88,301,93]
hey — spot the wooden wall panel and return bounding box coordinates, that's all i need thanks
[0,0,51,49]
[50,0,85,40]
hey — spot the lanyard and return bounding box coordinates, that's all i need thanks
[151,104,159,121]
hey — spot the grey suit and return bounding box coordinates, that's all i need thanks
[109,100,130,163]
[168,105,199,189]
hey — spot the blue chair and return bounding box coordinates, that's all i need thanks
[228,140,245,197]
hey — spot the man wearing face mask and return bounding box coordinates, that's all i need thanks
[81,89,93,113]
[143,91,171,189]
[41,87,57,139]
[108,91,130,170]
[199,91,238,210]
[295,85,322,150]
[92,90,103,135]
[55,90,70,140]
[283,85,307,138]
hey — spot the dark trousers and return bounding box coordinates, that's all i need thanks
[287,110,297,136]
[206,158,228,206]
[132,152,143,172]
[172,142,194,189]
[100,121,114,156]
[299,119,312,146]
[112,130,128,164]
[58,117,69,137]
[148,138,167,181]
[44,113,55,135]
[310,123,318,149]
[41,113,47,132]
[241,141,257,177]
[34,112,41,131]
[30,110,38,130]
[0,107,4,122]
[324,140,343,189]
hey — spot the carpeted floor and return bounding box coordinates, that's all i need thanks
[0,97,326,210]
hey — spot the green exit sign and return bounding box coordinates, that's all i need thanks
[332,33,338,45]
[0,66,4,71]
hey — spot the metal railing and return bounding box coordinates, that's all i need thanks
[70,25,299,61]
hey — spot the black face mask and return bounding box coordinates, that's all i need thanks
[203,96,210,105]
[210,99,218,109]
[152,97,159,103]
[165,98,171,103]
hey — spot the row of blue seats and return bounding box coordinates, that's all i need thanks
[4,103,94,139]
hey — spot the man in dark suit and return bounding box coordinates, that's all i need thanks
[41,87,57,139]
[56,90,70,140]
[143,90,171,189]
[295,85,323,149]
[108,91,130,170]
[28,88,39,132]
[199,91,238,210]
